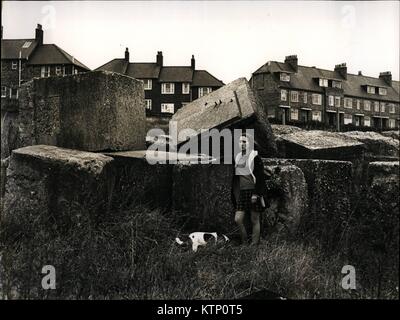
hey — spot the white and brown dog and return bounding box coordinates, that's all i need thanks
[175,232,229,252]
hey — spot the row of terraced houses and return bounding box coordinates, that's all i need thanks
[2,24,399,129]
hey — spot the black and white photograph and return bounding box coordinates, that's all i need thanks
[0,0,399,309]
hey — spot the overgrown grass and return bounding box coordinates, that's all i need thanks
[1,200,398,299]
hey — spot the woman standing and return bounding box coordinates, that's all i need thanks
[231,133,267,245]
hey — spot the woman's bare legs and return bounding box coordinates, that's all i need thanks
[250,211,260,245]
[234,210,247,244]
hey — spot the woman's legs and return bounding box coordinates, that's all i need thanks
[234,210,247,244]
[250,211,260,245]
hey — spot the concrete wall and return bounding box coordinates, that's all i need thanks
[17,71,146,152]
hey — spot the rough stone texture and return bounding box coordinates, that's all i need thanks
[264,158,353,246]
[1,111,19,159]
[276,130,365,161]
[171,162,308,236]
[171,78,277,157]
[381,130,400,140]
[103,150,172,210]
[265,165,308,234]
[2,145,114,223]
[271,124,303,138]
[17,71,146,152]
[339,131,399,159]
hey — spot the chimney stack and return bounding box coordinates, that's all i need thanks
[35,24,43,45]
[335,63,347,80]
[358,71,362,76]
[284,55,298,72]
[379,71,392,86]
[191,55,195,70]
[125,47,129,61]
[156,51,163,67]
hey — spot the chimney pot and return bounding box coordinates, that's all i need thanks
[284,55,298,72]
[156,51,163,67]
[191,54,195,69]
[335,63,347,80]
[35,23,43,45]
[125,47,129,61]
[379,71,392,86]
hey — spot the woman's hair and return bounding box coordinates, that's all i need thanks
[240,131,260,152]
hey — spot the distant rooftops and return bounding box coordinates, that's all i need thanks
[1,24,90,70]
[96,49,224,86]
[254,55,399,102]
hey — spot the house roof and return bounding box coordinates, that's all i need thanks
[126,63,161,79]
[27,44,90,70]
[192,70,225,87]
[1,39,39,59]
[255,61,399,102]
[158,66,194,82]
[95,58,129,74]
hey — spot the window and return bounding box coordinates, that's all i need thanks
[161,83,175,94]
[74,68,78,75]
[143,79,152,90]
[379,87,387,95]
[280,90,287,101]
[335,96,341,107]
[199,87,212,97]
[161,103,174,114]
[145,99,152,110]
[380,102,385,113]
[374,101,379,112]
[332,80,342,89]
[389,119,396,128]
[364,100,371,111]
[182,83,190,94]
[328,95,334,106]
[312,94,322,105]
[303,92,307,103]
[22,41,32,48]
[312,111,322,122]
[356,100,361,110]
[344,114,353,125]
[63,66,67,76]
[10,88,18,99]
[290,108,298,120]
[364,116,371,127]
[280,73,290,82]
[344,98,353,109]
[290,91,299,102]
[367,86,375,94]
[389,104,396,114]
[55,66,62,76]
[41,66,51,78]
[319,78,328,87]
[1,86,7,98]
[12,61,18,70]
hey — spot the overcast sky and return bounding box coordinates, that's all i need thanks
[2,1,399,83]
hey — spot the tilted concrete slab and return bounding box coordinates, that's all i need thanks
[277,130,365,160]
[171,78,277,157]
[17,70,146,152]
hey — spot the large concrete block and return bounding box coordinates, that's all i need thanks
[171,162,308,236]
[171,78,277,158]
[17,71,146,152]
[339,131,399,159]
[264,158,353,246]
[2,145,114,223]
[276,130,365,161]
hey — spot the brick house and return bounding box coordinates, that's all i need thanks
[96,49,224,117]
[1,24,90,111]
[250,55,400,130]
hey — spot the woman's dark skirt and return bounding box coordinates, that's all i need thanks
[236,189,264,212]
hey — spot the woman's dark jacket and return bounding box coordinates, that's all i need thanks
[231,154,267,209]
